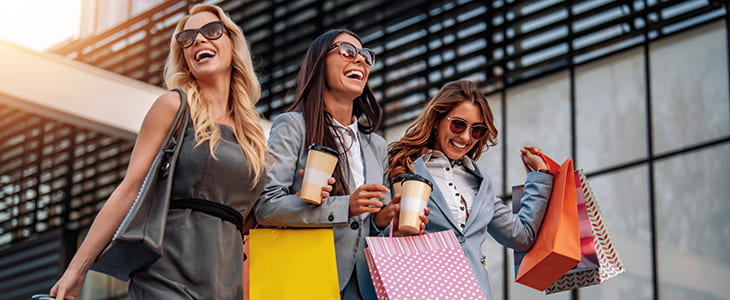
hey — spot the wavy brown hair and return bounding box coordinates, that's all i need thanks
[288,29,382,195]
[387,80,498,180]
[164,4,266,182]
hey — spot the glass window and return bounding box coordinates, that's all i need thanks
[650,22,729,155]
[476,93,504,196]
[575,48,647,172]
[654,143,730,299]
[506,71,571,188]
[579,165,654,299]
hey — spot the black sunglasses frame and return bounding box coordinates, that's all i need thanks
[445,117,489,140]
[176,21,226,49]
[328,41,376,67]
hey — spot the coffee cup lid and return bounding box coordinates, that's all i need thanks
[396,173,432,189]
[391,173,410,185]
[308,144,339,157]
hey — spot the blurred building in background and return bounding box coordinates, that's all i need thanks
[1,0,728,299]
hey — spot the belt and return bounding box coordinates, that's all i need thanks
[170,198,243,232]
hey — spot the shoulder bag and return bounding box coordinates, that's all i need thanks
[91,88,189,281]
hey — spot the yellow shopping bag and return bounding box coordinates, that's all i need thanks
[248,228,340,300]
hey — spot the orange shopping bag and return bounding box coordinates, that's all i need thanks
[515,154,581,291]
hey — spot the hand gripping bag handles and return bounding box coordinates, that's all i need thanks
[91,88,190,281]
[514,153,582,291]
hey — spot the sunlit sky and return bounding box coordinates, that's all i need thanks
[0,0,82,51]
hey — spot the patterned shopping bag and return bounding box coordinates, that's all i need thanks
[513,170,624,293]
[544,170,624,293]
[364,230,484,300]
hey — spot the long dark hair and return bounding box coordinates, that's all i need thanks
[288,29,382,195]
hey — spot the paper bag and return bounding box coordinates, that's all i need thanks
[248,228,340,299]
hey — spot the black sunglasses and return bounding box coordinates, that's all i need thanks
[175,21,226,49]
[328,41,376,67]
[446,117,488,140]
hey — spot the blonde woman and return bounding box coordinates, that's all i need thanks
[50,4,266,299]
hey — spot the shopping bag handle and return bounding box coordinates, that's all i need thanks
[520,149,560,174]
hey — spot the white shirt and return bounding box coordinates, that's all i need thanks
[331,117,364,188]
[423,150,480,231]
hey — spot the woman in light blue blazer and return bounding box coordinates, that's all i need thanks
[388,80,554,299]
[255,29,396,300]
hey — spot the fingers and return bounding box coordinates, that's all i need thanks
[390,193,401,204]
[520,146,543,156]
[357,191,388,200]
[298,169,305,178]
[357,183,390,193]
[351,205,382,215]
[356,198,384,209]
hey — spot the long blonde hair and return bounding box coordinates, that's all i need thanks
[164,4,266,182]
[387,80,498,180]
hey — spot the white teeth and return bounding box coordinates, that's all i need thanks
[451,141,467,149]
[345,70,364,80]
[195,49,216,62]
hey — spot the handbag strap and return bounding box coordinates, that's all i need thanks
[159,88,190,178]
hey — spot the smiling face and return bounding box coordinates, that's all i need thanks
[433,101,485,160]
[181,11,233,79]
[324,33,370,101]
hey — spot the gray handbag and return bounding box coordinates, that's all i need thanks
[91,88,189,281]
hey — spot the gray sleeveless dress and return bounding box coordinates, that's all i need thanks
[128,124,264,299]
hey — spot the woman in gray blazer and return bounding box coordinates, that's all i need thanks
[388,80,554,300]
[255,29,396,300]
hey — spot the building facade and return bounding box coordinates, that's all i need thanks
[1,0,728,299]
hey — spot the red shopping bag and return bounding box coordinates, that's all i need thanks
[514,155,581,291]
[364,230,484,300]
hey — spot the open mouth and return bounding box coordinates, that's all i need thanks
[451,140,468,149]
[344,70,364,81]
[195,49,216,62]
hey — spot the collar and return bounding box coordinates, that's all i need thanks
[421,149,476,171]
[331,116,359,136]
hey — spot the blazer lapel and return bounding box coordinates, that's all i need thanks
[358,132,380,185]
[413,158,460,231]
[464,164,494,231]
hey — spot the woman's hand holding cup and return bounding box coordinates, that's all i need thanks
[348,184,387,216]
[390,193,431,237]
[298,169,335,203]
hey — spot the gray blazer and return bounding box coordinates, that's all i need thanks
[413,157,552,300]
[255,112,389,299]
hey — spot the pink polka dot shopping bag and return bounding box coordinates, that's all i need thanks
[364,230,484,300]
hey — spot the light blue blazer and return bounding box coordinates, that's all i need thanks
[412,157,552,300]
[255,112,388,300]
